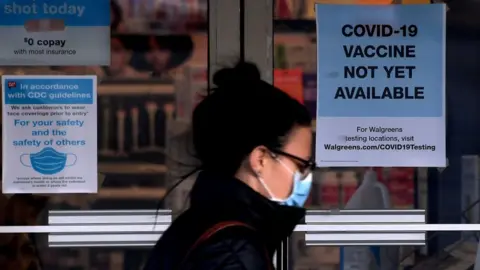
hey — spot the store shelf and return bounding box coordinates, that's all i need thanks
[48,187,167,204]
[98,162,167,174]
[95,187,166,199]
[110,19,318,34]
[98,83,174,95]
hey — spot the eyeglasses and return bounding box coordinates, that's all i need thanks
[269,149,317,178]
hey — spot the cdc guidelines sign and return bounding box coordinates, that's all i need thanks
[315,4,446,167]
[2,75,97,194]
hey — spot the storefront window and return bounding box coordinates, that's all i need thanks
[273,0,456,269]
[0,1,207,269]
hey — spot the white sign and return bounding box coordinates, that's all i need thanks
[2,75,98,194]
[0,0,109,65]
[315,4,446,167]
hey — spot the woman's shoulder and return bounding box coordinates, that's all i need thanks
[183,224,270,270]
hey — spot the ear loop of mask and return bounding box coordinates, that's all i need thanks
[256,173,280,201]
[256,154,295,201]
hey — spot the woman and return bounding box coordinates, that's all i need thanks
[144,62,315,270]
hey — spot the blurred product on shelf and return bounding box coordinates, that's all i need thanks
[275,35,316,72]
[340,171,359,205]
[302,73,316,118]
[319,171,341,208]
[109,37,151,79]
[275,0,396,20]
[174,65,207,122]
[274,69,304,104]
[316,171,361,209]
[313,168,415,210]
[112,0,207,33]
[103,34,194,79]
[97,92,174,163]
[291,232,340,269]
[275,0,320,19]
[275,0,293,19]
[378,168,415,209]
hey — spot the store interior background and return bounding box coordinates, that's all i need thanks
[0,0,480,269]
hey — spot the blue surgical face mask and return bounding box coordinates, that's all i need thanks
[257,159,313,207]
[20,147,76,175]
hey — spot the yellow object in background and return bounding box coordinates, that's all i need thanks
[401,0,430,3]
[303,0,431,20]
[306,0,393,19]
[355,0,393,4]
[306,0,356,19]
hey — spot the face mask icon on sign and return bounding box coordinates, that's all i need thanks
[20,147,77,175]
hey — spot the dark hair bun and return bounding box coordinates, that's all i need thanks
[213,61,261,87]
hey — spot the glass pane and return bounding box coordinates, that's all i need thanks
[0,0,207,269]
[272,0,456,269]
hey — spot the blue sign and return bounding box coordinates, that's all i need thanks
[4,78,95,105]
[0,0,109,26]
[315,4,446,167]
[316,4,445,118]
[2,75,98,194]
[0,0,110,65]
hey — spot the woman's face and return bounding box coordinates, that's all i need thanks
[259,126,312,200]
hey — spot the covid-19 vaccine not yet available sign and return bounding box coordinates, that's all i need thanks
[315,4,446,167]
[2,75,98,194]
[0,0,109,66]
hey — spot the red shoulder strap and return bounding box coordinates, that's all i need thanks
[183,221,253,262]
[180,221,272,269]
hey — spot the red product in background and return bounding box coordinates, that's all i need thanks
[275,0,292,18]
[387,168,415,208]
[373,167,384,182]
[304,191,314,207]
[302,73,316,118]
[320,185,339,208]
[341,171,359,205]
[274,69,304,104]
[319,172,340,208]
[343,185,358,204]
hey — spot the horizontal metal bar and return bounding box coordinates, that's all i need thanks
[305,233,425,242]
[306,214,425,224]
[1,224,480,234]
[49,233,162,243]
[48,233,424,247]
[49,215,171,224]
[0,225,168,233]
[294,224,480,232]
[48,210,171,215]
[306,241,425,246]
[306,209,425,215]
[48,210,423,226]
[49,243,155,248]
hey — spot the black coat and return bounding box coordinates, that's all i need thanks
[143,171,305,270]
